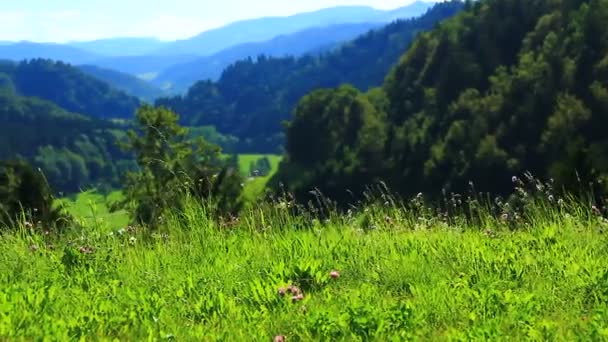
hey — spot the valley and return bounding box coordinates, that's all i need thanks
[1,0,608,339]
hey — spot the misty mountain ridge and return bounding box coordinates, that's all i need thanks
[68,37,168,57]
[153,1,433,56]
[154,22,385,91]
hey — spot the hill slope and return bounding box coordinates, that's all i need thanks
[154,2,433,56]
[0,88,132,192]
[0,59,140,119]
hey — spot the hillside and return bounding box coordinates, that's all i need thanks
[78,65,166,101]
[154,2,433,56]
[274,0,608,203]
[0,88,132,192]
[156,1,464,152]
[155,22,384,91]
[0,59,140,119]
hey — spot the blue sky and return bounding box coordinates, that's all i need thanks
[0,0,433,42]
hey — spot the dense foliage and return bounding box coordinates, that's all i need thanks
[156,1,464,152]
[275,0,608,202]
[0,59,140,119]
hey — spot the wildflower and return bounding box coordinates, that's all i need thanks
[512,176,518,183]
[274,335,286,342]
[500,213,509,221]
[78,246,94,254]
[592,205,601,215]
[330,270,340,279]
[24,221,33,228]
[287,285,301,295]
[548,195,555,202]
[483,229,496,238]
[291,294,304,303]
[29,244,39,252]
[278,288,286,297]
[129,236,137,245]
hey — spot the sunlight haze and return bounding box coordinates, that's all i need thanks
[0,0,437,42]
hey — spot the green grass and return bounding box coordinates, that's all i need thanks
[2,197,608,340]
[227,154,282,203]
[56,190,129,231]
[234,154,282,176]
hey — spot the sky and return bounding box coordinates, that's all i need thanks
[0,0,433,43]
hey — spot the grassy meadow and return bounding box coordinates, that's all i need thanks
[227,154,282,203]
[2,191,608,340]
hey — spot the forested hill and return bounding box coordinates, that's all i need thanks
[156,1,465,153]
[0,59,140,119]
[0,84,133,193]
[274,0,608,203]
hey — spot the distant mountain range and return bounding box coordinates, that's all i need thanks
[0,2,436,98]
[154,1,433,56]
[68,38,168,57]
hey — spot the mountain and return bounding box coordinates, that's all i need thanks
[78,65,166,101]
[155,1,464,152]
[0,59,140,119]
[154,1,434,56]
[68,37,168,56]
[0,42,99,64]
[155,22,384,91]
[273,0,608,203]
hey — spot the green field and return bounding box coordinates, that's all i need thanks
[2,197,608,340]
[226,154,282,203]
[56,190,129,231]
[232,154,282,177]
